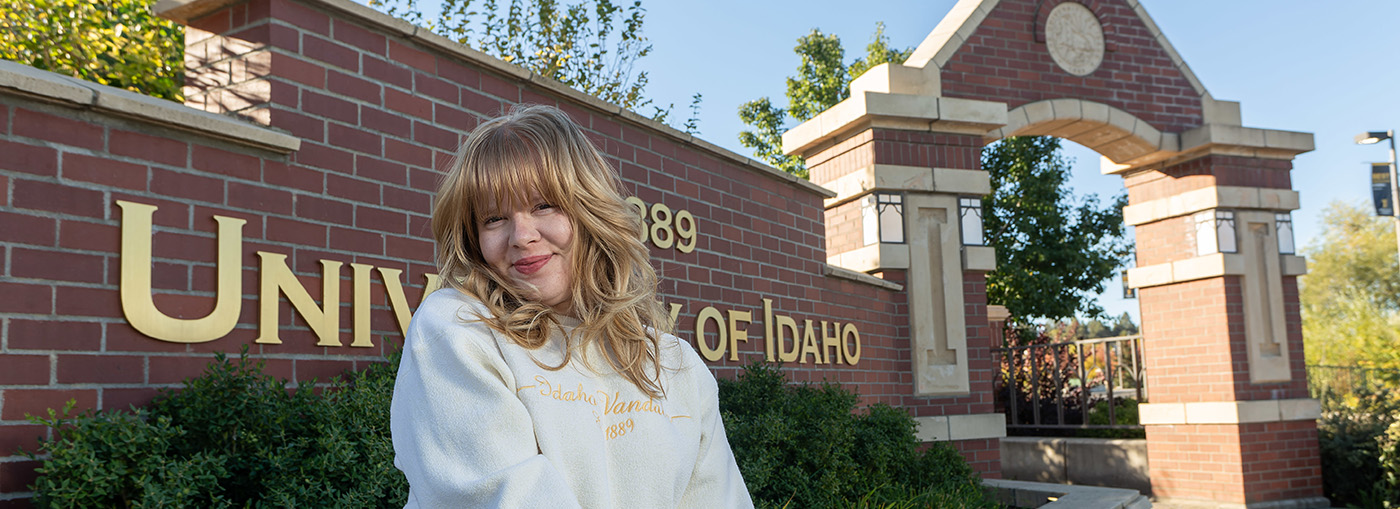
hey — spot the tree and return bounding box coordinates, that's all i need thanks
[744,26,1129,326]
[737,23,911,178]
[370,0,690,123]
[0,0,184,101]
[982,136,1131,324]
[1301,200,1400,370]
[1109,312,1139,336]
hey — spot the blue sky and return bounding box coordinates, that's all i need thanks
[375,0,1400,323]
[627,0,1400,323]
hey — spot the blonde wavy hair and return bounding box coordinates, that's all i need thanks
[432,104,672,398]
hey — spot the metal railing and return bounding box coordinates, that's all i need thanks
[992,335,1146,430]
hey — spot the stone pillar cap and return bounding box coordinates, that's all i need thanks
[782,92,1007,158]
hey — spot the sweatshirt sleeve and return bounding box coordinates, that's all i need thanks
[391,295,582,509]
[677,348,755,508]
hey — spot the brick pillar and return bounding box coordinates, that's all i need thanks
[1125,153,1327,507]
[788,70,1010,475]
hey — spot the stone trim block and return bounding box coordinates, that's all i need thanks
[1126,253,1308,289]
[964,246,996,271]
[848,63,941,98]
[823,164,991,208]
[0,60,299,153]
[823,264,904,291]
[1180,124,1315,159]
[1123,185,1301,226]
[988,99,1181,168]
[1139,399,1322,425]
[914,413,1007,442]
[983,478,1151,509]
[827,243,911,273]
[783,92,1007,157]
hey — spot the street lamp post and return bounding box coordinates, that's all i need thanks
[1356,130,1400,267]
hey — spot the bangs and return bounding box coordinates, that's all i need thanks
[462,127,569,219]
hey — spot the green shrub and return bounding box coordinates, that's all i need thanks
[28,354,994,508]
[26,350,407,508]
[1318,387,1400,508]
[718,363,998,508]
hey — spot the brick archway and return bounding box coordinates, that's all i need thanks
[786,0,1326,507]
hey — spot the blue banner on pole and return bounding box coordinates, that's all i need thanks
[1374,163,1394,217]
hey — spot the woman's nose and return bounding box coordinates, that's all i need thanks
[510,214,540,246]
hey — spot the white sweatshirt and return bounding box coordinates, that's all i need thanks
[391,288,753,508]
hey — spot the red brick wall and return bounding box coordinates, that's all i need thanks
[1139,278,1239,404]
[1147,420,1321,504]
[951,438,1002,479]
[1238,419,1323,503]
[940,0,1204,134]
[1124,155,1295,205]
[1146,423,1248,503]
[806,130,982,185]
[0,0,1006,502]
[824,199,864,256]
[1129,154,1308,403]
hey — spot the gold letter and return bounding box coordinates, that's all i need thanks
[256,253,343,346]
[118,200,244,343]
[378,267,413,336]
[668,302,684,330]
[841,323,862,364]
[350,263,374,347]
[821,321,842,365]
[693,306,726,362]
[726,310,751,361]
[798,319,820,364]
[763,298,775,362]
[420,273,442,305]
[776,314,799,363]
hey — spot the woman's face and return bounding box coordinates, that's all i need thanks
[477,192,575,315]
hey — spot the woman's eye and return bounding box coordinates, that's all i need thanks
[482,215,505,225]
[534,203,556,212]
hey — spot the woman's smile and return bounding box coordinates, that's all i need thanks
[512,254,554,275]
[478,193,575,315]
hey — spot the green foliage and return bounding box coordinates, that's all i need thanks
[369,0,687,122]
[1082,398,1143,439]
[982,136,1131,323]
[0,0,183,101]
[718,363,998,508]
[1050,313,1139,340]
[1318,388,1400,508]
[738,23,912,177]
[26,350,407,508]
[28,352,989,507]
[738,97,806,177]
[24,402,230,508]
[1302,201,1400,370]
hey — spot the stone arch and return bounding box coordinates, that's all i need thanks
[785,0,1327,506]
[987,98,1175,166]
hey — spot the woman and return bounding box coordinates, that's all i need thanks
[390,104,752,508]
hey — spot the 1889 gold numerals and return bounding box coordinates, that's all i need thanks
[605,417,635,440]
[625,197,697,254]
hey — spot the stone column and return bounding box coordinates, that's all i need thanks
[785,63,1010,474]
[1124,126,1327,507]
